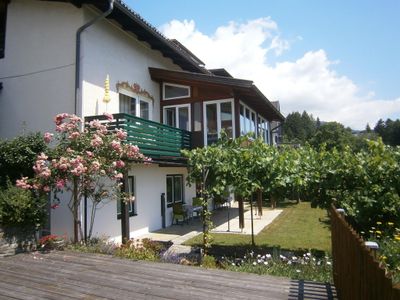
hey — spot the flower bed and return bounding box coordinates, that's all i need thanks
[207,250,333,283]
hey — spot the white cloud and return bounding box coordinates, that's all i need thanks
[160,19,400,130]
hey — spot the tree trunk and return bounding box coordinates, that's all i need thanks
[121,170,130,244]
[270,195,277,209]
[238,195,244,229]
[257,189,263,216]
[73,178,79,243]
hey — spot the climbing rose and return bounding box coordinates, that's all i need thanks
[44,132,53,143]
[103,112,113,121]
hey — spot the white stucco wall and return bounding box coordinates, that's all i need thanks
[0,0,83,138]
[50,165,196,242]
[1,1,195,241]
[80,7,181,121]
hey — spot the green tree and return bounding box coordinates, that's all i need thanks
[282,111,316,144]
[374,118,400,146]
[310,122,355,150]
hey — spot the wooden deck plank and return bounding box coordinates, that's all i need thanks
[42,253,291,298]
[25,252,292,295]
[46,251,293,290]
[0,251,336,300]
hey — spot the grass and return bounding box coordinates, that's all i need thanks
[184,201,331,254]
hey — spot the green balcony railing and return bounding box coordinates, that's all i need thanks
[85,113,191,158]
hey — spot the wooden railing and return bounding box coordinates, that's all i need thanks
[331,205,400,300]
[85,113,191,158]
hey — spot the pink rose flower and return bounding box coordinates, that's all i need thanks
[91,135,103,147]
[114,173,123,180]
[16,177,32,190]
[113,160,125,168]
[103,112,113,121]
[92,161,100,171]
[68,131,80,140]
[56,179,65,189]
[43,132,53,143]
[115,129,127,140]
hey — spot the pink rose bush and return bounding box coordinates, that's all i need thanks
[17,112,150,241]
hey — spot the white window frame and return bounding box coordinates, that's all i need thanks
[258,116,270,145]
[239,101,257,137]
[163,104,191,131]
[166,174,184,206]
[163,82,191,100]
[119,88,153,121]
[203,99,235,146]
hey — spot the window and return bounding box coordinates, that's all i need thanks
[117,176,135,219]
[0,1,7,58]
[119,91,152,120]
[163,104,191,131]
[258,117,270,144]
[163,83,190,100]
[166,175,184,206]
[204,99,234,145]
[239,103,257,137]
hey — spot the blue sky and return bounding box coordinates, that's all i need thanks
[126,0,400,129]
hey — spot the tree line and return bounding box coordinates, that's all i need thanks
[282,111,400,149]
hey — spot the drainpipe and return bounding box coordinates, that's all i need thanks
[75,0,114,242]
[75,0,114,115]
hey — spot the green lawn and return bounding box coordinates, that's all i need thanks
[184,201,331,253]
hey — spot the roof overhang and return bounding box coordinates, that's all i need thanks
[149,68,285,122]
[50,0,207,73]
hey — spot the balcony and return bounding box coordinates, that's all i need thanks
[85,113,191,159]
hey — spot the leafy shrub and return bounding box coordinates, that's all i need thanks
[0,183,47,230]
[365,221,400,284]
[0,133,47,188]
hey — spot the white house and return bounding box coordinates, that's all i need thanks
[0,0,284,242]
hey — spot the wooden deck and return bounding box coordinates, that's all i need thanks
[0,251,337,300]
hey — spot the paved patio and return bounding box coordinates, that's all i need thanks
[139,203,282,245]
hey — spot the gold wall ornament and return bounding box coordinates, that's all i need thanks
[116,81,154,101]
[103,74,111,104]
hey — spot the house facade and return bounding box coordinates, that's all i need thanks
[0,0,284,242]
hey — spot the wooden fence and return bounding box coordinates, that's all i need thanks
[330,206,400,300]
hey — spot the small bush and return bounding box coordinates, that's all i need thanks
[0,183,47,230]
[115,239,162,261]
[67,237,117,255]
[201,255,216,268]
[67,237,166,262]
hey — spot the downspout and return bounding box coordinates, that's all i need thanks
[75,0,114,115]
[74,0,114,241]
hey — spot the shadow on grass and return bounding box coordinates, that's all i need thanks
[319,216,332,231]
[261,199,299,209]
